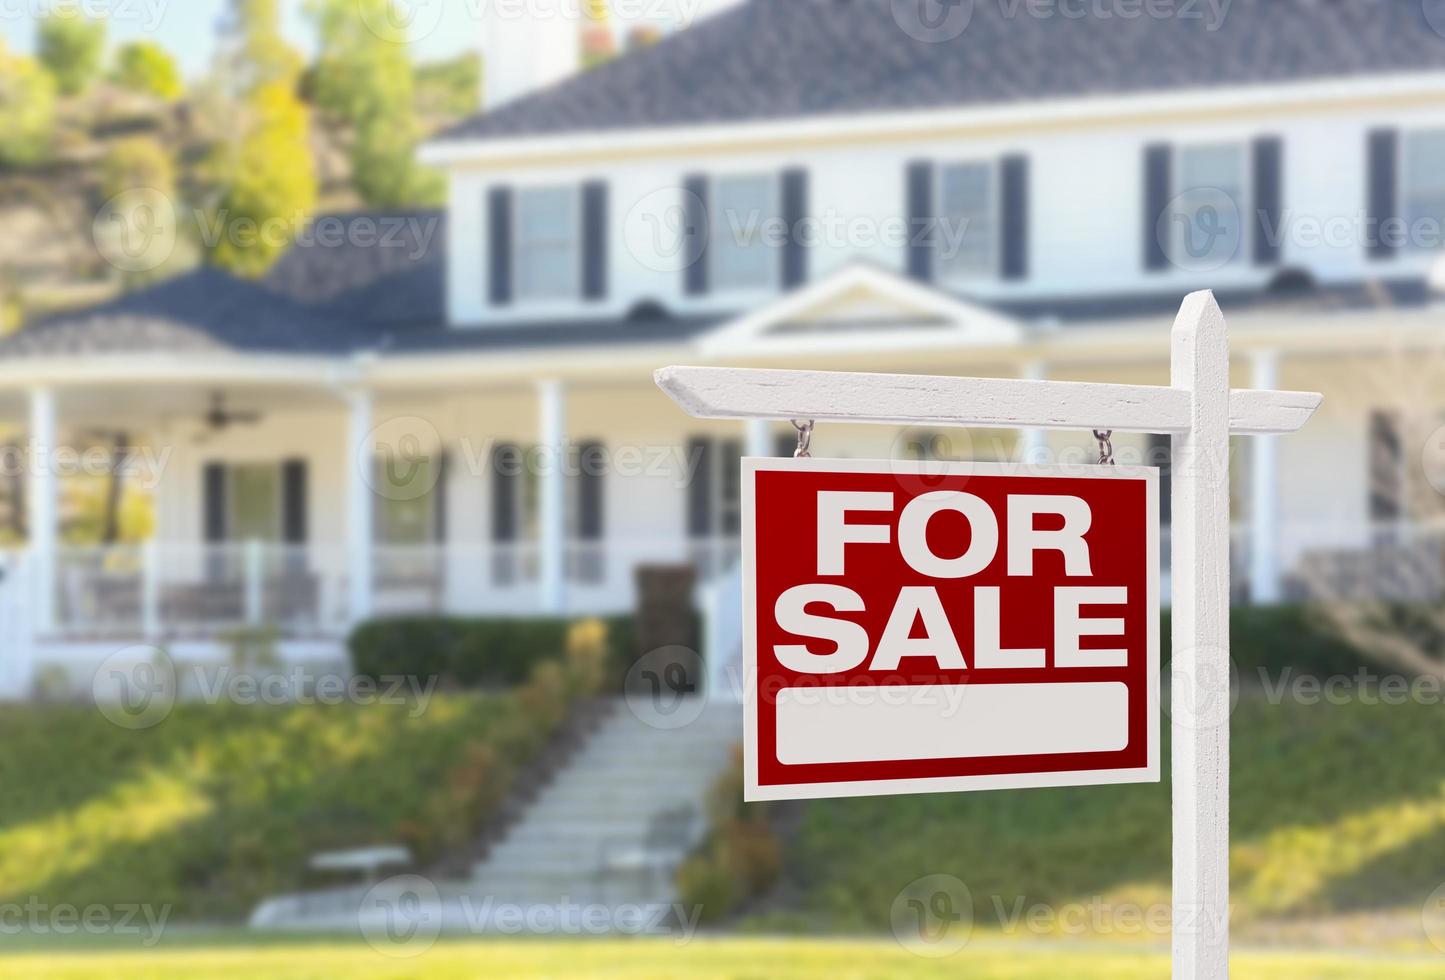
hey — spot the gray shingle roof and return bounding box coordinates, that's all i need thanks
[436,0,1445,143]
[262,210,448,328]
[0,268,359,358]
[0,256,727,360]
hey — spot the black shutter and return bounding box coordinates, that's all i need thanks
[781,168,809,289]
[203,463,227,542]
[281,459,307,544]
[774,433,795,459]
[488,186,513,305]
[582,181,608,301]
[433,450,449,543]
[1000,154,1029,280]
[906,160,935,282]
[490,444,519,542]
[1367,129,1399,262]
[683,175,709,296]
[1143,144,1172,271]
[577,441,605,541]
[1252,137,1283,267]
[686,437,713,539]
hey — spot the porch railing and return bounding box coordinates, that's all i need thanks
[50,522,1445,639]
[52,536,743,639]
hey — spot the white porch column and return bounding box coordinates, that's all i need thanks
[29,387,57,635]
[1020,360,1048,464]
[347,388,374,622]
[538,379,567,615]
[744,418,773,459]
[1249,350,1282,604]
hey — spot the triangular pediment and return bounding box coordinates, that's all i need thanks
[698,262,1026,355]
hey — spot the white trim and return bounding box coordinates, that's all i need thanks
[655,365,1322,435]
[698,261,1025,356]
[420,72,1445,169]
[739,455,1161,802]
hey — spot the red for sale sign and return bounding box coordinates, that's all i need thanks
[743,457,1160,801]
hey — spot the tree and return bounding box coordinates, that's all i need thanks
[206,0,316,277]
[222,0,302,93]
[209,80,317,276]
[307,0,442,207]
[36,9,105,96]
[113,41,184,100]
[0,41,56,167]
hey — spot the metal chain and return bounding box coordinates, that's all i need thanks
[1093,429,1115,466]
[792,420,814,459]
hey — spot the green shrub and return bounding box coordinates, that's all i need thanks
[1162,604,1385,680]
[676,853,736,924]
[349,613,699,691]
[676,746,782,922]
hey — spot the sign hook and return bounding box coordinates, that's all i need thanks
[1093,430,1116,466]
[792,420,814,459]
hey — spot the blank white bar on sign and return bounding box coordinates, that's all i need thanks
[774,682,1129,766]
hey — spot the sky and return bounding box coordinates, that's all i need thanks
[0,0,745,78]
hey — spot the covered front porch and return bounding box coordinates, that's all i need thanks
[3,265,1444,657]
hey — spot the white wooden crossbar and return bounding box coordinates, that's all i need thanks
[655,366,1321,435]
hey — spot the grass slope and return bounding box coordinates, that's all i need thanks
[0,695,519,920]
[778,697,1445,935]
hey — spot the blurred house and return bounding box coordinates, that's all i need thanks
[3,0,1445,697]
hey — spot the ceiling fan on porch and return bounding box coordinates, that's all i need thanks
[192,392,263,443]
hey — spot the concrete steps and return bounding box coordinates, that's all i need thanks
[250,695,742,935]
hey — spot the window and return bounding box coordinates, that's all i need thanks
[937,162,995,280]
[376,458,439,546]
[228,464,280,541]
[711,175,776,291]
[1172,143,1247,268]
[515,187,578,300]
[1403,130,1445,251]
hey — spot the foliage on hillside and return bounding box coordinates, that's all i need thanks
[0,40,57,167]
[308,0,443,208]
[0,644,604,919]
[37,10,105,96]
[113,41,183,101]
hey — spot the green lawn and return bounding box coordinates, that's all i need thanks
[778,696,1445,934]
[0,936,1439,979]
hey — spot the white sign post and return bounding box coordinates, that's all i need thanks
[657,292,1321,979]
